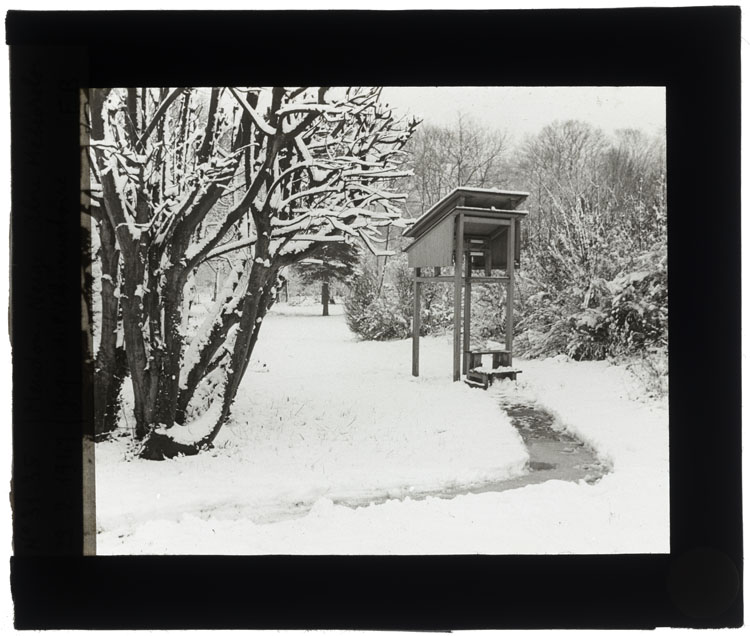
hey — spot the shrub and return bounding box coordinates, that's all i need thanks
[344,258,413,340]
[361,296,412,340]
[512,243,668,362]
[605,245,668,355]
[344,262,379,336]
[566,308,610,360]
[345,256,465,341]
[623,345,669,399]
[421,282,453,334]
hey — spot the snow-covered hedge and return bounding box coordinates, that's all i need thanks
[515,243,668,362]
[344,255,464,341]
[344,259,412,340]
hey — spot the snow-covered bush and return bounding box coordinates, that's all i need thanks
[362,297,413,340]
[345,253,469,341]
[420,283,452,334]
[567,308,610,360]
[345,258,413,340]
[622,346,669,399]
[513,242,668,370]
[606,245,668,355]
[344,262,379,336]
[470,285,504,344]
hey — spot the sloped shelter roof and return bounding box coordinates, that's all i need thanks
[403,187,529,241]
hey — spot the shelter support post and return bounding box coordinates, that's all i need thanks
[462,249,471,375]
[412,267,421,377]
[505,219,515,362]
[453,213,464,381]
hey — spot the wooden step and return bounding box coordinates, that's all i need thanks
[466,348,509,355]
[465,367,522,390]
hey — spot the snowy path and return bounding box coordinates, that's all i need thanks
[97,305,669,555]
[322,389,609,509]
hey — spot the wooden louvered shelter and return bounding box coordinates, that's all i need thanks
[403,187,529,384]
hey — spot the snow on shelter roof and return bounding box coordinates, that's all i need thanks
[403,187,529,241]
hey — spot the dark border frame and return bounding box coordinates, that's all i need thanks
[8,8,742,629]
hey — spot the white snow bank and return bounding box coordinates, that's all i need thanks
[97,315,668,556]
[96,313,528,548]
[470,365,522,374]
[271,301,345,316]
[154,402,222,445]
[97,475,660,555]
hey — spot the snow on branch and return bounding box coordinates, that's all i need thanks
[350,182,408,201]
[358,229,396,257]
[276,183,343,213]
[136,87,188,149]
[179,261,250,389]
[341,168,412,179]
[228,88,277,137]
[204,237,257,262]
[289,234,346,243]
[293,136,327,183]
[264,159,339,204]
[276,103,345,117]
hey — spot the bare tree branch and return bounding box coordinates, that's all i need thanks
[228,87,276,136]
[136,87,188,150]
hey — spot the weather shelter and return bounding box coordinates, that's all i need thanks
[403,187,529,384]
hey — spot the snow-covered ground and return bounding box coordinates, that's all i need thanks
[96,304,669,555]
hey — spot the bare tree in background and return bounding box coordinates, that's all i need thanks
[517,120,666,287]
[403,113,509,216]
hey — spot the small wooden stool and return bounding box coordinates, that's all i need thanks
[464,349,521,389]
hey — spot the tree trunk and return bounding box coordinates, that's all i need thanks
[172,260,249,426]
[322,279,330,316]
[88,89,128,438]
[93,207,128,437]
[119,274,151,439]
[140,269,280,460]
[151,263,187,429]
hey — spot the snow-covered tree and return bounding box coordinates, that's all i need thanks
[84,87,418,458]
[509,120,667,360]
[516,120,666,287]
[294,242,359,316]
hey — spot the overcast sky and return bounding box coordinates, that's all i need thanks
[380,86,665,144]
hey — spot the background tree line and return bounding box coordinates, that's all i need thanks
[344,115,668,394]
